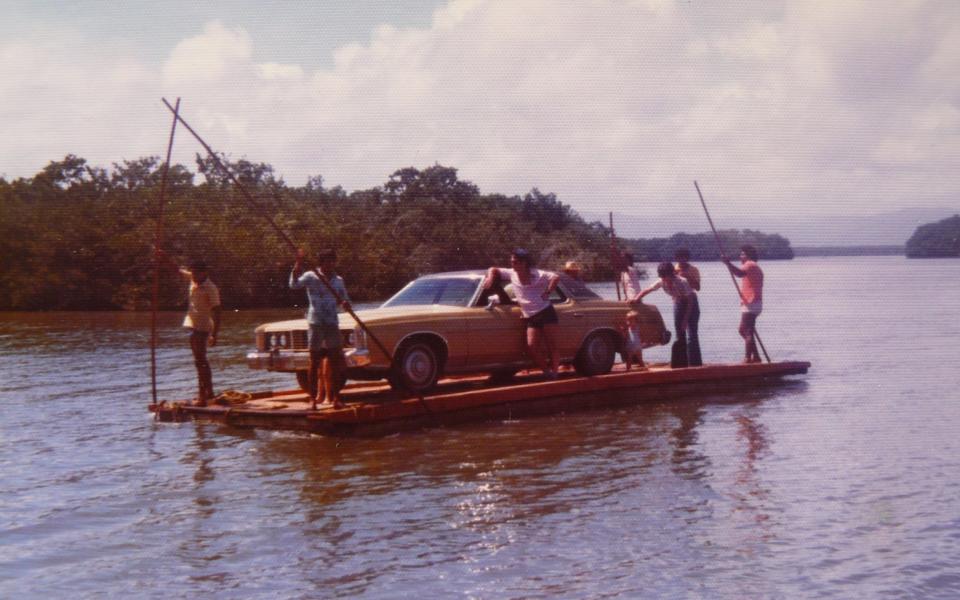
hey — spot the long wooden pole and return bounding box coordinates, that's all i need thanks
[160,98,395,367]
[151,98,181,412]
[693,181,771,363]
[609,212,622,300]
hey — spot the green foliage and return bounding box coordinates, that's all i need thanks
[0,157,623,310]
[0,155,801,310]
[905,215,960,258]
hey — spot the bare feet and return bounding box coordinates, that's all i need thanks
[317,400,343,410]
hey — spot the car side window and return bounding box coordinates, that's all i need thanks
[436,279,481,307]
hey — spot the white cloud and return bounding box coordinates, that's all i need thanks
[1,0,958,222]
[163,21,252,83]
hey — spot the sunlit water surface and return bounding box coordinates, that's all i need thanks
[1,257,959,598]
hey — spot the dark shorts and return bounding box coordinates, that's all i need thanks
[740,312,758,333]
[524,304,559,329]
[308,323,342,352]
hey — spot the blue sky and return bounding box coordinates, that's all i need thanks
[1,0,958,232]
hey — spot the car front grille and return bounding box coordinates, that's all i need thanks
[292,330,308,350]
[259,328,353,351]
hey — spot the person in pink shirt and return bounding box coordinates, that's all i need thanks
[723,245,764,363]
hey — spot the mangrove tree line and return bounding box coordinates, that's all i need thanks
[0,154,794,310]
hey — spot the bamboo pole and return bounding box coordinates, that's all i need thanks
[693,181,771,363]
[160,98,396,368]
[151,98,181,413]
[609,212,622,300]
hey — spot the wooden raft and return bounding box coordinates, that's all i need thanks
[150,361,810,437]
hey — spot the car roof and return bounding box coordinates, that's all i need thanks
[403,269,600,301]
[417,270,487,279]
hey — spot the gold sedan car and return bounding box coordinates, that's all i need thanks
[247,271,670,393]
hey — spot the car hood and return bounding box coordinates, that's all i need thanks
[254,304,473,332]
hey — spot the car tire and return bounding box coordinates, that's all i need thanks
[296,370,310,392]
[390,339,442,395]
[574,331,617,376]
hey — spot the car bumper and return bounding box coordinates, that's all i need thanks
[246,349,372,372]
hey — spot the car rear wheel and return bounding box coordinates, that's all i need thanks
[390,339,442,394]
[574,331,617,376]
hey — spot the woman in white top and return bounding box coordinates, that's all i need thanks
[620,252,643,300]
[483,249,561,379]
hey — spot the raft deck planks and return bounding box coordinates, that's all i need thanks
[150,361,810,436]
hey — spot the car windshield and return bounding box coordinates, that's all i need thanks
[382,276,482,308]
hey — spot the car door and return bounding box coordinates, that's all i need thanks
[466,287,526,367]
[551,292,592,360]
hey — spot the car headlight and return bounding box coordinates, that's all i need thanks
[267,333,290,350]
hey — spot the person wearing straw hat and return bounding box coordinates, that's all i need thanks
[562,260,583,280]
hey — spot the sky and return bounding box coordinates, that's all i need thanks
[1,0,958,239]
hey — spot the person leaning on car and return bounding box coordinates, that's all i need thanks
[482,248,562,380]
[290,248,351,410]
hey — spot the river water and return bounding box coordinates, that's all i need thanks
[1,256,959,598]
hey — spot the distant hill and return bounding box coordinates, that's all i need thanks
[583,206,957,247]
[905,215,960,258]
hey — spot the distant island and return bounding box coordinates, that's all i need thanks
[905,215,960,258]
[793,245,904,257]
[622,230,794,261]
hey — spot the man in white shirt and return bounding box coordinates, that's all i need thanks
[483,249,561,379]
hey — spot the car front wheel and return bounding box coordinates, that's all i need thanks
[390,339,442,394]
[574,331,617,376]
[296,370,310,392]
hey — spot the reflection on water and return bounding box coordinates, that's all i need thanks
[2,257,960,597]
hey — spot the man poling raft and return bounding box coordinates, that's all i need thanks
[694,180,771,363]
[290,248,352,410]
